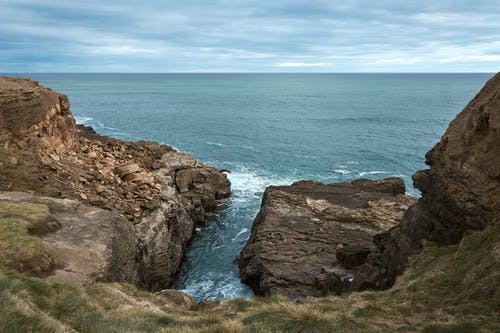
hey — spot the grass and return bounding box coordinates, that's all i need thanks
[0,196,499,332]
[0,202,56,276]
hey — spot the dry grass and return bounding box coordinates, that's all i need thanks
[0,196,498,332]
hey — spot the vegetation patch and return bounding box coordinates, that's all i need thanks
[0,201,60,276]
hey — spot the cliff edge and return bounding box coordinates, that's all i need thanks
[0,76,231,291]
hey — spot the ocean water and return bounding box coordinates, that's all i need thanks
[23,73,493,302]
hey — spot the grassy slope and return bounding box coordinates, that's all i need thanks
[0,199,499,333]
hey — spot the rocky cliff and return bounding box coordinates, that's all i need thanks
[0,77,78,154]
[0,76,231,291]
[356,72,500,290]
[238,178,415,297]
[240,72,500,298]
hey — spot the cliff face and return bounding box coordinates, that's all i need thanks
[0,77,78,154]
[0,77,231,291]
[357,72,500,290]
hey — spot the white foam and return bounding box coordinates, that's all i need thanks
[74,115,94,125]
[334,169,351,175]
[232,228,248,242]
[358,171,389,177]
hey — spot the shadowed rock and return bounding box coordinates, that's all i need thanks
[356,72,500,291]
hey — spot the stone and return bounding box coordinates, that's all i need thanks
[8,156,18,165]
[156,289,195,310]
[117,163,142,178]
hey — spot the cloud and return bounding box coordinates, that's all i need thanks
[0,0,498,72]
[368,57,422,65]
[277,62,331,67]
[440,55,500,63]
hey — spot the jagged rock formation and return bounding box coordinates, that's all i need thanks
[0,76,231,291]
[238,178,415,297]
[240,72,500,298]
[354,72,500,290]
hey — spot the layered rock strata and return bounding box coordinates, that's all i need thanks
[356,72,500,290]
[238,178,415,298]
[240,72,500,298]
[0,76,231,291]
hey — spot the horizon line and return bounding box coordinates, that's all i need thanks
[1,72,496,75]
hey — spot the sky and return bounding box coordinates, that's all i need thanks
[0,0,499,73]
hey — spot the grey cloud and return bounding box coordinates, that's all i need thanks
[0,0,498,72]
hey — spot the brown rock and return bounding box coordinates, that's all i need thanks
[0,77,233,293]
[238,178,415,298]
[156,289,195,310]
[117,163,142,178]
[0,77,78,154]
[8,156,18,165]
[353,72,500,292]
[123,172,155,185]
[0,192,138,286]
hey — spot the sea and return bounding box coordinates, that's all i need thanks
[20,73,493,302]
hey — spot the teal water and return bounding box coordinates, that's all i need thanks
[23,73,493,302]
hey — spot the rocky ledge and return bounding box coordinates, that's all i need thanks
[0,76,230,291]
[240,72,500,298]
[238,178,415,298]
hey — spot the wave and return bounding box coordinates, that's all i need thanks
[358,171,389,177]
[74,115,94,125]
[207,141,226,147]
[334,169,351,175]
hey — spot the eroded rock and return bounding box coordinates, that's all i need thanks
[238,178,415,298]
[0,191,137,286]
[356,72,500,291]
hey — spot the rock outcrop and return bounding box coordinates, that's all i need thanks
[354,72,500,291]
[0,191,138,286]
[238,178,415,298]
[0,76,231,291]
[0,77,78,154]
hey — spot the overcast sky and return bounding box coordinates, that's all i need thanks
[1,0,499,72]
